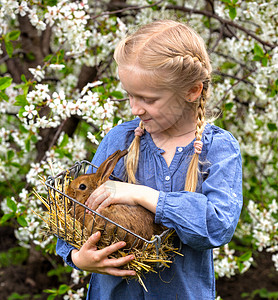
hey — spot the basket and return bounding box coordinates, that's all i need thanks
[38,160,181,290]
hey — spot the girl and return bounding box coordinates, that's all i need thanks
[56,20,242,299]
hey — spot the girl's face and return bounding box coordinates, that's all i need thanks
[118,66,195,137]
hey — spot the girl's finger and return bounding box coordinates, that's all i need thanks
[103,267,136,277]
[96,196,112,212]
[85,185,104,207]
[98,240,127,257]
[85,231,101,249]
[91,191,111,210]
[103,254,135,268]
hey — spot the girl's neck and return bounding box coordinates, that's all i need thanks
[151,123,197,150]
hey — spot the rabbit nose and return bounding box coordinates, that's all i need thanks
[79,184,87,190]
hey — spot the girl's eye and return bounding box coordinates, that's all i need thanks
[143,98,156,104]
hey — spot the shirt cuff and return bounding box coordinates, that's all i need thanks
[56,239,81,270]
[155,191,166,224]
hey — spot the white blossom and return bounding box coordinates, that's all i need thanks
[29,66,45,82]
[22,104,37,119]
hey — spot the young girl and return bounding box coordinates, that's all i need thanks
[56,20,242,299]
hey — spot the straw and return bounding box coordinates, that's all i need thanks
[34,173,181,291]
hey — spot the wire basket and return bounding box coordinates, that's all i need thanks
[43,160,179,272]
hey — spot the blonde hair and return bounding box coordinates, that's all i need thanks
[114,20,212,192]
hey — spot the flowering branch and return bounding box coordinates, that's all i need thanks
[111,1,276,49]
[92,0,165,20]
[165,4,277,49]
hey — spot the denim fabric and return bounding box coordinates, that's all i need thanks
[56,117,243,300]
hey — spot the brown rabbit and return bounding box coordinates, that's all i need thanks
[66,149,165,249]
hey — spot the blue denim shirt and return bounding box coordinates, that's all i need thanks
[56,117,243,300]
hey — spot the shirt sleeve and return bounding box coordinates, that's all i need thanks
[55,138,110,268]
[55,123,132,265]
[155,131,243,251]
[56,238,81,270]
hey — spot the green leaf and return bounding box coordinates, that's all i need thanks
[43,289,57,294]
[110,91,124,99]
[0,91,9,101]
[18,107,25,118]
[19,124,29,133]
[57,49,65,63]
[0,213,15,225]
[259,288,269,298]
[7,198,17,213]
[241,292,249,298]
[59,133,69,148]
[21,74,27,83]
[0,77,13,90]
[8,30,20,41]
[225,102,234,110]
[25,138,31,152]
[261,57,268,66]
[58,284,70,294]
[7,149,14,161]
[44,0,58,6]
[254,43,264,57]
[30,134,38,143]
[26,52,36,61]
[15,94,28,106]
[17,215,28,227]
[47,294,57,300]
[221,62,236,70]
[8,292,30,299]
[4,40,13,57]
[238,251,252,262]
[238,261,245,273]
[267,123,277,131]
[253,55,262,62]
[229,7,237,19]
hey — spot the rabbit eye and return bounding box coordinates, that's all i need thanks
[79,184,87,190]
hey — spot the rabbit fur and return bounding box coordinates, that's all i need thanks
[66,149,165,249]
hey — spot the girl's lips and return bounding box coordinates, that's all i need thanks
[141,118,152,123]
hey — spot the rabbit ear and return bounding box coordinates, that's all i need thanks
[95,149,128,185]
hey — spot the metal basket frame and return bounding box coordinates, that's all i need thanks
[45,160,173,260]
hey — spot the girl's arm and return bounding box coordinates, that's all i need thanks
[86,180,159,214]
[86,130,243,251]
[154,133,243,250]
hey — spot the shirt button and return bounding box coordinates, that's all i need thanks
[165,176,170,181]
[177,147,183,152]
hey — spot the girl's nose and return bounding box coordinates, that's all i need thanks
[130,98,145,116]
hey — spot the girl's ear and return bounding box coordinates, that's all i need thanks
[95,149,128,186]
[185,82,203,102]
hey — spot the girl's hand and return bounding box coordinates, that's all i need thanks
[85,180,159,213]
[71,231,136,276]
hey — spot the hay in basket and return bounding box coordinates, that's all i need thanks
[34,155,181,291]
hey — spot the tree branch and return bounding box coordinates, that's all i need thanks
[110,1,276,49]
[91,0,164,20]
[165,4,276,49]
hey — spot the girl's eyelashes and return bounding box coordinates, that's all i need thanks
[126,93,157,103]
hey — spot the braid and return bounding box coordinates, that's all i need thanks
[125,121,144,183]
[185,82,209,192]
[163,51,206,74]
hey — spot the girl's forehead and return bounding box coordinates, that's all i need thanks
[118,65,159,88]
[118,67,159,93]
